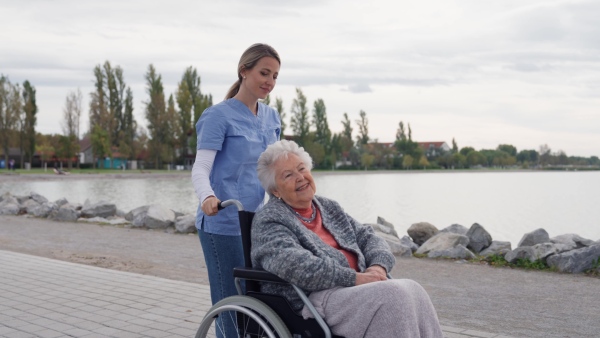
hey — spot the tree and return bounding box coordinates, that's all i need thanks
[61,89,82,169]
[22,81,37,166]
[91,124,111,168]
[466,150,485,167]
[312,98,331,151]
[0,76,22,166]
[355,110,369,146]
[418,155,430,169]
[497,144,517,157]
[539,144,551,166]
[459,147,475,156]
[290,88,310,146]
[396,121,406,141]
[402,154,414,169]
[452,138,458,153]
[262,94,271,106]
[274,97,286,137]
[165,94,180,164]
[176,66,212,158]
[89,61,136,160]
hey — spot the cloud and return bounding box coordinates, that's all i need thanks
[345,83,372,93]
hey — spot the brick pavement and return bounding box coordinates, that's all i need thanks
[0,250,513,338]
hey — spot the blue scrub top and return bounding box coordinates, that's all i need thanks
[195,98,281,235]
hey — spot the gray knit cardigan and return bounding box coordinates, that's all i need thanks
[251,195,396,312]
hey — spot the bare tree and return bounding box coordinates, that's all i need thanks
[60,89,82,169]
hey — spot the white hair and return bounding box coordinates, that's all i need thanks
[257,140,313,194]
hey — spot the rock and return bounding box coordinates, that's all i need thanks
[530,243,561,263]
[439,224,469,236]
[428,245,476,259]
[369,223,399,239]
[16,195,31,204]
[51,204,79,222]
[466,223,492,254]
[126,205,150,227]
[146,204,176,229]
[0,202,20,215]
[547,244,600,273]
[116,208,126,218]
[22,199,41,214]
[0,193,20,215]
[505,247,534,263]
[518,228,550,247]
[30,192,48,204]
[29,202,56,218]
[376,216,399,238]
[80,200,117,218]
[416,232,469,255]
[550,234,595,251]
[126,204,175,229]
[479,241,512,257]
[408,222,438,245]
[376,231,412,257]
[399,235,419,253]
[55,198,69,207]
[175,214,196,234]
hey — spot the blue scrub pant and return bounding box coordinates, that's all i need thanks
[198,224,245,338]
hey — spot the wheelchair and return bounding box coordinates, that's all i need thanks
[195,200,343,338]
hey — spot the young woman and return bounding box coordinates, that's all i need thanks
[192,43,281,337]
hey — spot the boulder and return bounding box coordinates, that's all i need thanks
[504,247,534,263]
[479,241,512,257]
[376,231,412,257]
[80,200,117,218]
[0,193,20,215]
[550,234,595,251]
[518,228,550,247]
[439,223,469,236]
[30,192,48,204]
[408,222,438,245]
[54,198,69,208]
[466,223,492,253]
[530,243,561,263]
[51,204,79,222]
[416,232,469,255]
[547,244,600,273]
[126,204,175,229]
[29,202,57,218]
[22,199,41,214]
[126,205,150,227]
[399,235,419,253]
[175,214,196,234]
[428,245,476,259]
[369,223,399,239]
[376,216,399,238]
[16,194,31,204]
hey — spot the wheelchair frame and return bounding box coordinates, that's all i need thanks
[195,199,338,338]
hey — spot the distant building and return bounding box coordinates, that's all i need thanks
[417,141,451,157]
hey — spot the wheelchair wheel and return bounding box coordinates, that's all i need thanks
[196,295,291,338]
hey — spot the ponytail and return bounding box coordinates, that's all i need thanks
[225,78,242,100]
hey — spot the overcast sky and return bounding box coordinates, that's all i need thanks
[2,0,599,157]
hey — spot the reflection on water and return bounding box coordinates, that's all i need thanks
[2,171,599,247]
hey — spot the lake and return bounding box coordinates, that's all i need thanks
[1,171,599,247]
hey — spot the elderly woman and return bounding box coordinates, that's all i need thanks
[251,140,443,338]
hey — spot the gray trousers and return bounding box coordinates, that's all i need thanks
[302,279,443,338]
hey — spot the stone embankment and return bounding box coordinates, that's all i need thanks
[2,191,599,275]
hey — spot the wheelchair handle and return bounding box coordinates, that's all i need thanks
[217,199,244,211]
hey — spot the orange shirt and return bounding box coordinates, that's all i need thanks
[293,205,359,271]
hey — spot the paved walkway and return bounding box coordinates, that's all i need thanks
[0,250,513,338]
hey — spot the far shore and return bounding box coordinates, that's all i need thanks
[0,167,591,183]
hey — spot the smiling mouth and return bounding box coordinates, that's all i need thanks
[296,183,309,191]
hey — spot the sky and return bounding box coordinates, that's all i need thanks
[2,0,599,157]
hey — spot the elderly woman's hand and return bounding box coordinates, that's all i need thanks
[355,266,388,286]
[201,196,221,216]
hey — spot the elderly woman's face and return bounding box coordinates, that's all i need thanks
[271,153,316,209]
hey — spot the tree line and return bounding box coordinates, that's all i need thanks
[1,67,599,171]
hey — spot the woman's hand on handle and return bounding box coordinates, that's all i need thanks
[201,196,221,216]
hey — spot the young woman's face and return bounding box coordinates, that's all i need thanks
[241,56,280,100]
[271,153,316,209]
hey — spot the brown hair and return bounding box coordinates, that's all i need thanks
[225,43,281,100]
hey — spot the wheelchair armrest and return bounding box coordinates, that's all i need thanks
[233,267,288,284]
